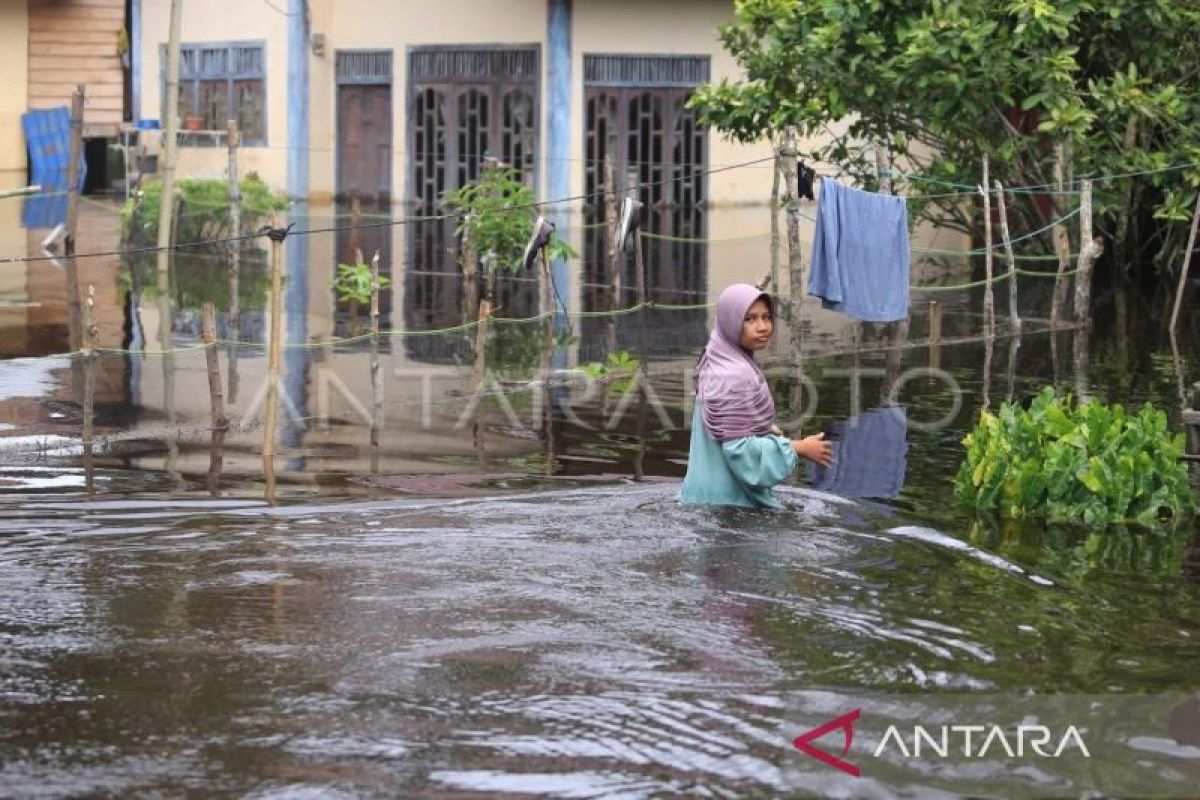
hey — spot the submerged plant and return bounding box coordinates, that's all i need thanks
[955,388,1195,528]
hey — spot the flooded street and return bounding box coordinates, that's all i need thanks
[1,201,1199,796]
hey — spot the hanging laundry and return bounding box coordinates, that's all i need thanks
[807,177,910,322]
[805,406,909,499]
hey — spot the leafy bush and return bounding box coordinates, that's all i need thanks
[955,388,1196,528]
[445,167,575,273]
[333,258,391,307]
[121,174,289,245]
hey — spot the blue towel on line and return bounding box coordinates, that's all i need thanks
[808,177,910,322]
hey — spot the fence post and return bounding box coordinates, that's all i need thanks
[82,284,98,495]
[64,85,86,352]
[1074,180,1103,325]
[369,250,383,474]
[981,154,995,333]
[202,302,227,495]
[1050,142,1072,326]
[263,215,285,503]
[994,180,1020,333]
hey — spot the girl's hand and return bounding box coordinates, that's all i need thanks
[793,433,834,467]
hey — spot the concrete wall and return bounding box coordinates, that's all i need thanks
[0,0,30,191]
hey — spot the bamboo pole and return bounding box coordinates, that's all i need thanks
[64,86,85,353]
[780,130,806,383]
[1051,143,1072,327]
[1074,180,1103,325]
[994,180,1020,333]
[202,302,227,495]
[82,284,98,496]
[263,216,285,504]
[156,0,183,283]
[369,249,383,475]
[227,119,241,340]
[981,154,995,334]
[1168,191,1200,334]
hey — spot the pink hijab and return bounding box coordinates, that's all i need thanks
[696,284,777,442]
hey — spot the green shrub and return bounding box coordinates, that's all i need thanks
[121,173,289,245]
[333,258,390,307]
[445,167,575,273]
[955,388,1196,528]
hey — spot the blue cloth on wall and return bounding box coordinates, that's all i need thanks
[805,406,908,499]
[808,178,910,322]
[681,405,798,509]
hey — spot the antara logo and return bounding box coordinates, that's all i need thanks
[792,708,862,777]
[793,709,1091,777]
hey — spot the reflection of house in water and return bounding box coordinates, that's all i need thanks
[580,55,710,362]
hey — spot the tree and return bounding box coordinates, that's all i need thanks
[689,0,1200,285]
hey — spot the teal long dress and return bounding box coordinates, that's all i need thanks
[680,405,799,508]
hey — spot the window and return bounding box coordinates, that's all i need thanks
[163,42,266,145]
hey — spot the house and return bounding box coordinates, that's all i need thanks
[1,0,129,192]
[133,0,771,208]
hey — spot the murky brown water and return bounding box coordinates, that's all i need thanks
[1,200,1199,796]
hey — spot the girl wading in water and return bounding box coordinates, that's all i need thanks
[681,283,833,508]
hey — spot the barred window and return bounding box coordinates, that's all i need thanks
[163,41,266,145]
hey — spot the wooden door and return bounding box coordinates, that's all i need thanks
[337,84,392,204]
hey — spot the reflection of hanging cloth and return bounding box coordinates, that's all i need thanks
[806,407,908,499]
[808,178,910,322]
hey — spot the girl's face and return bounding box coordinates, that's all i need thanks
[740,299,773,351]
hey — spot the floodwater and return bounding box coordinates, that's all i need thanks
[0,199,1199,797]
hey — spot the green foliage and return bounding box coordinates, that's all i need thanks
[955,388,1195,528]
[121,173,289,245]
[332,258,391,306]
[445,167,576,274]
[690,0,1200,274]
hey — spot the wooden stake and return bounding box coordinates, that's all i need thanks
[369,250,383,475]
[1051,142,1072,327]
[263,216,285,504]
[1169,191,1200,334]
[201,302,226,428]
[1074,180,1103,325]
[64,86,85,352]
[202,302,227,495]
[981,154,995,333]
[994,180,1020,332]
[82,284,98,496]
